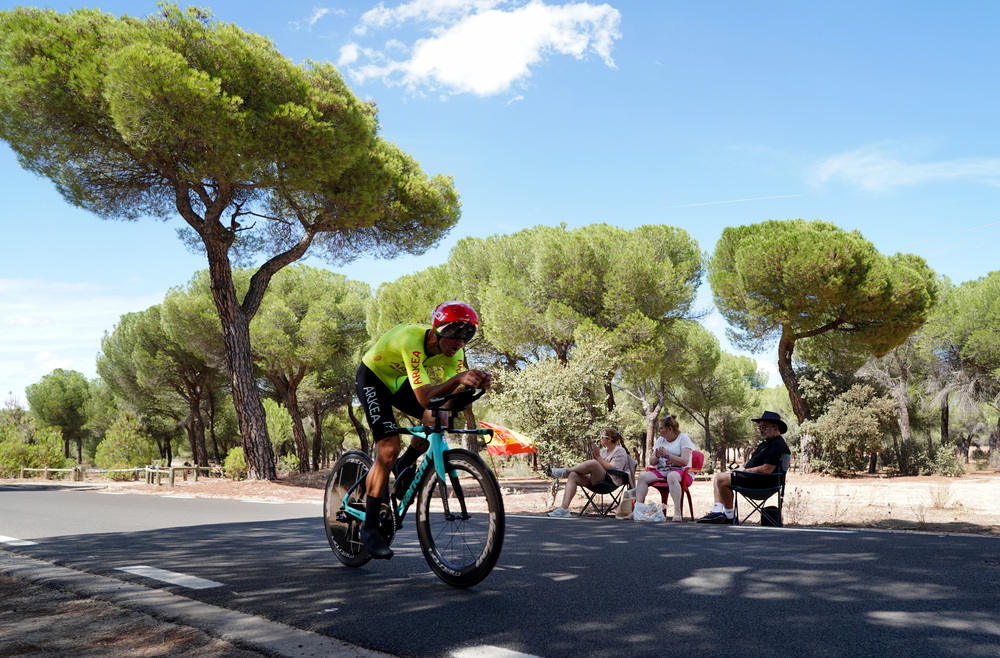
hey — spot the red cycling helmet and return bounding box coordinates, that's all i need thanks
[431,301,479,341]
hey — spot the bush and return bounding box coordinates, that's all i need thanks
[802,384,896,476]
[0,417,69,477]
[94,412,157,480]
[277,453,300,473]
[932,446,965,477]
[224,447,247,480]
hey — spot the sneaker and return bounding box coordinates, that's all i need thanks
[547,507,573,518]
[696,511,731,524]
[623,488,636,500]
[546,467,568,479]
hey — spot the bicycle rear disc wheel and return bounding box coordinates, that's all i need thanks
[416,449,505,588]
[324,450,372,567]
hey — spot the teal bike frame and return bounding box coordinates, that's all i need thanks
[339,423,494,525]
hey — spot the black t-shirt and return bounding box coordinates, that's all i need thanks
[745,435,790,470]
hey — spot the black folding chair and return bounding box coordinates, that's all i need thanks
[578,468,631,517]
[730,454,791,526]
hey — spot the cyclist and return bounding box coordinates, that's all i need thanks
[355,301,492,559]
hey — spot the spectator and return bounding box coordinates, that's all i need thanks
[697,411,790,524]
[546,428,634,518]
[625,414,697,522]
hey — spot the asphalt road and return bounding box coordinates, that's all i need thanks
[2,484,1000,657]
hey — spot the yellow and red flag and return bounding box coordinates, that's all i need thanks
[479,421,537,456]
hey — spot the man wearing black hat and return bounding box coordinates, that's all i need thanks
[697,411,791,524]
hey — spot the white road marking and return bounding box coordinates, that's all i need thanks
[117,565,222,589]
[0,535,37,546]
[452,647,544,658]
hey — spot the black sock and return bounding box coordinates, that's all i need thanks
[393,446,421,477]
[363,496,383,530]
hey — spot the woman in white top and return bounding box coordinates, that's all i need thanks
[626,415,697,522]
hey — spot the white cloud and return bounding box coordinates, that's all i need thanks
[357,0,503,33]
[290,7,344,31]
[811,147,1000,191]
[343,0,622,96]
[338,42,361,66]
[0,279,163,403]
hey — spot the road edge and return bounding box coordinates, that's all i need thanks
[0,548,394,658]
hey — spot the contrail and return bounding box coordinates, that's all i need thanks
[670,194,802,208]
[899,220,1000,249]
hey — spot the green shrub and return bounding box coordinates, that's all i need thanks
[0,418,69,477]
[94,412,157,480]
[277,453,300,473]
[224,447,247,480]
[932,446,965,477]
[891,439,930,476]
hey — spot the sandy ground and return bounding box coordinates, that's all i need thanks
[3,467,998,657]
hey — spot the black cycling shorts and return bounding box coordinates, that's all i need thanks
[355,363,425,443]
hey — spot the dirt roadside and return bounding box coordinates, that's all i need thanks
[3,470,998,657]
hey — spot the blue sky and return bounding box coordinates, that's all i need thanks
[1,0,996,404]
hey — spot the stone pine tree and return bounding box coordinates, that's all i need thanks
[0,6,461,479]
[709,219,937,462]
[251,265,369,472]
[930,271,1000,467]
[25,369,91,463]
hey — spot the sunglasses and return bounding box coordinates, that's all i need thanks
[435,322,477,342]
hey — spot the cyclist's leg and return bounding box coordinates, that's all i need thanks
[387,381,430,483]
[355,365,405,559]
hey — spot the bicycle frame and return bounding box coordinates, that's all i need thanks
[339,412,493,525]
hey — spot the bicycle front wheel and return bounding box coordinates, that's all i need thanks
[324,450,372,567]
[416,449,505,588]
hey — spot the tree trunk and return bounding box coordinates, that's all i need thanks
[868,452,877,474]
[204,239,276,480]
[639,391,662,464]
[187,397,208,467]
[184,422,198,466]
[280,382,310,474]
[777,329,811,473]
[940,393,949,445]
[311,403,323,471]
[703,410,712,460]
[207,391,221,463]
[346,403,370,455]
[777,330,810,423]
[604,372,616,413]
[462,407,478,453]
[892,347,912,451]
[991,416,1000,469]
[895,390,911,447]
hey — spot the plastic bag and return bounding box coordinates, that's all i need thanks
[616,497,634,519]
[633,501,666,522]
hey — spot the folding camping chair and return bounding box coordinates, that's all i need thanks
[650,450,706,521]
[578,452,637,517]
[730,453,791,526]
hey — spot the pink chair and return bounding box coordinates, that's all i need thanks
[649,450,705,521]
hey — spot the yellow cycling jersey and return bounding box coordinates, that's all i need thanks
[361,323,465,394]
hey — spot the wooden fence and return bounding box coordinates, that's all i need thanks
[17,465,220,487]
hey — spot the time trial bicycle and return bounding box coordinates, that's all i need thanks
[323,388,505,588]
